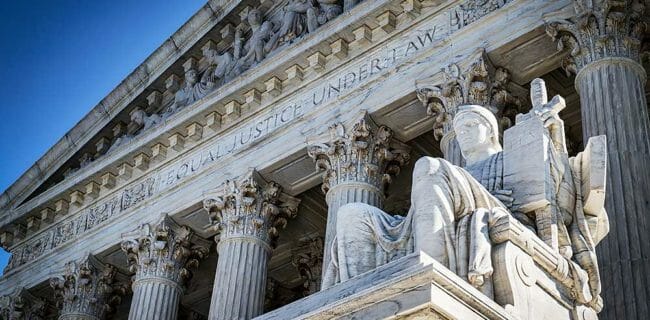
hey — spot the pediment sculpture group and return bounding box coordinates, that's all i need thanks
[60,1,365,176]
[323,78,609,311]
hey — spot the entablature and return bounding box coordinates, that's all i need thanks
[0,0,447,249]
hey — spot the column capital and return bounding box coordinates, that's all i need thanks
[121,215,211,288]
[545,1,648,75]
[203,170,300,247]
[307,111,410,194]
[415,48,523,139]
[49,254,127,319]
[0,287,46,320]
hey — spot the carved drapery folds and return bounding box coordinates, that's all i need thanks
[121,215,210,286]
[203,170,300,247]
[307,113,410,195]
[49,255,126,320]
[307,113,409,288]
[545,0,648,74]
[0,288,46,320]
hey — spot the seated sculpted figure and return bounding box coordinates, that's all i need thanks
[323,85,609,309]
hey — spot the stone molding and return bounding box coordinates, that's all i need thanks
[307,112,410,194]
[121,215,211,288]
[545,0,648,75]
[203,170,300,247]
[49,254,127,319]
[0,287,46,320]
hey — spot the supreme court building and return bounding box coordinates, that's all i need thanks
[0,0,648,319]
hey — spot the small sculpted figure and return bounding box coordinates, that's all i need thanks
[169,67,215,113]
[108,108,163,153]
[236,9,279,71]
[203,46,237,84]
[324,79,608,310]
[276,0,342,45]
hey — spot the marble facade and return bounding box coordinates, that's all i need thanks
[0,0,647,319]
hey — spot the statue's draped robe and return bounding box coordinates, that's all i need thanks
[324,150,608,306]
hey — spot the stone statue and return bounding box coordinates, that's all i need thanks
[202,45,237,84]
[235,9,280,71]
[108,108,163,153]
[275,0,342,45]
[323,79,609,310]
[344,0,361,11]
[169,66,215,114]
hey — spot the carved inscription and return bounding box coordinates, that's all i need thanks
[6,178,156,272]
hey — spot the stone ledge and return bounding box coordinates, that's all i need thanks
[257,253,512,320]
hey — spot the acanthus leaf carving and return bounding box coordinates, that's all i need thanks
[120,215,211,288]
[544,0,648,75]
[0,287,47,320]
[49,254,127,319]
[202,170,300,247]
[415,48,524,140]
[307,112,410,194]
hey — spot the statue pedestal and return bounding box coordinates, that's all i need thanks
[258,214,600,320]
[257,252,510,320]
[490,214,600,320]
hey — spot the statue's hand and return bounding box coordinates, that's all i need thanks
[534,99,568,153]
[491,189,514,209]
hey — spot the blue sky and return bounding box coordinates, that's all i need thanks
[0,0,205,273]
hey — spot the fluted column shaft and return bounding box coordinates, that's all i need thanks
[128,279,182,320]
[210,238,270,319]
[204,172,300,320]
[575,58,650,319]
[308,114,410,288]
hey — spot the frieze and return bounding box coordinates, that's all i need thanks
[5,0,512,272]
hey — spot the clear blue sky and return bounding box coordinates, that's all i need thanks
[0,0,206,273]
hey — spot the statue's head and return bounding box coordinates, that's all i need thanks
[453,105,502,160]
[185,69,197,86]
[248,9,262,27]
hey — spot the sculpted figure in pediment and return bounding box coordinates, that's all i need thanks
[276,0,342,45]
[324,79,609,311]
[235,9,280,71]
[169,66,217,114]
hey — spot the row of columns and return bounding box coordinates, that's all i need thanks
[8,3,646,319]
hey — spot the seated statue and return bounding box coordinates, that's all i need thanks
[323,79,609,310]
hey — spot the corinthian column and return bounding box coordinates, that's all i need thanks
[0,287,46,320]
[121,215,210,320]
[307,112,410,287]
[546,2,649,319]
[50,255,126,320]
[416,48,523,166]
[203,171,300,320]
